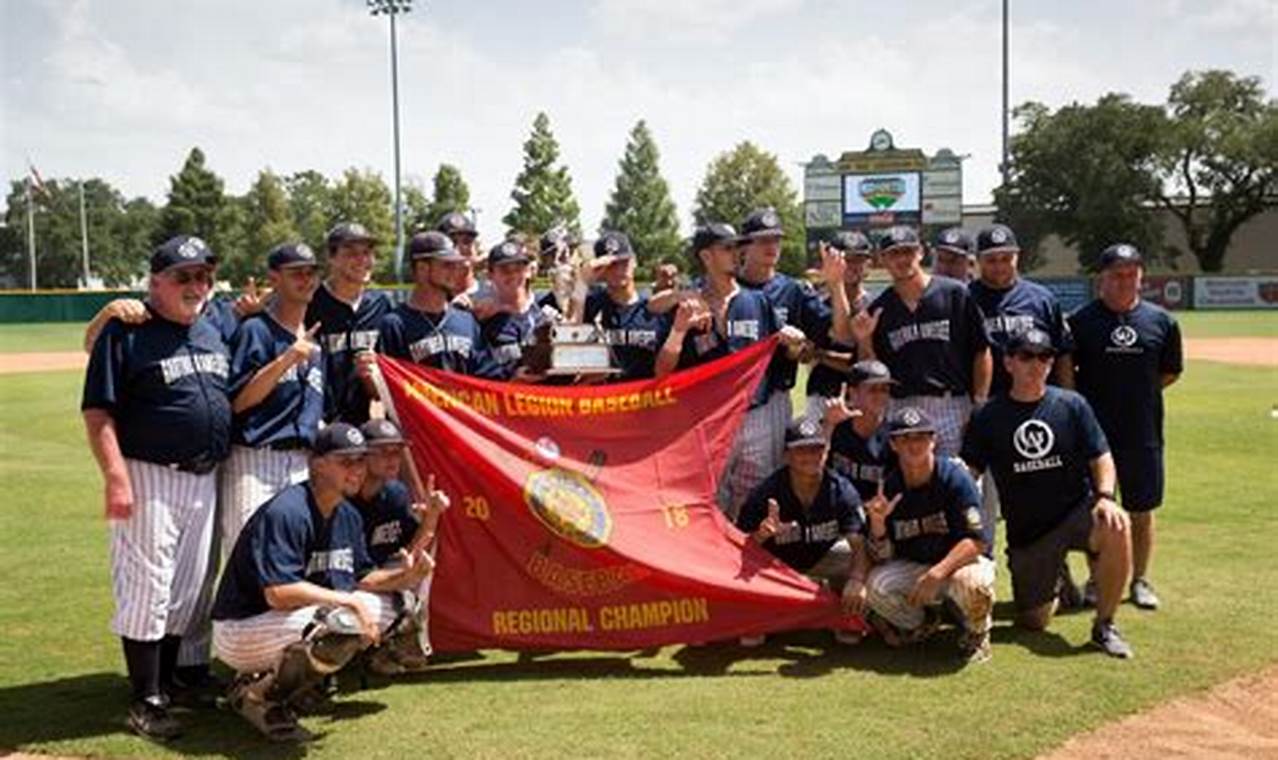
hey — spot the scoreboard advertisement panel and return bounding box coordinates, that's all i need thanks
[842,171,922,226]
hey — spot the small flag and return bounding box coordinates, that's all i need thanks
[28,163,50,199]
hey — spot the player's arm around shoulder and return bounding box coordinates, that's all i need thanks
[83,298,149,353]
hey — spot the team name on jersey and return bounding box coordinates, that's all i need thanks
[492,343,523,364]
[159,353,229,385]
[278,364,323,392]
[772,518,841,545]
[774,306,789,326]
[306,547,355,575]
[830,454,884,484]
[408,334,474,363]
[892,511,950,540]
[984,314,1036,337]
[603,328,658,348]
[322,330,379,353]
[370,520,403,547]
[886,320,950,351]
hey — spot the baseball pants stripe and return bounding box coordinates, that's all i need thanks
[219,445,308,563]
[717,389,792,521]
[110,460,216,642]
[213,591,399,674]
[866,556,995,635]
[177,480,223,668]
[890,395,973,458]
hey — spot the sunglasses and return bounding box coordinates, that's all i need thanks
[170,269,213,286]
[1013,352,1053,363]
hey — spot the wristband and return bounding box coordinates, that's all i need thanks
[1094,491,1115,502]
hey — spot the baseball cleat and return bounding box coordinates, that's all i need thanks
[1130,578,1160,610]
[127,695,182,741]
[1090,619,1134,659]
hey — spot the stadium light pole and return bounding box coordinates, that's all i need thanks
[1001,0,1010,188]
[369,0,411,282]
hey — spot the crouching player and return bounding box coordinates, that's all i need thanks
[354,419,450,674]
[735,417,870,647]
[211,424,435,742]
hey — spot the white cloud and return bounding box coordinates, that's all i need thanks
[590,0,805,42]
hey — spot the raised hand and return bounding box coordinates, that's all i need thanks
[754,498,784,543]
[820,242,847,285]
[234,276,270,318]
[823,382,862,427]
[850,307,882,346]
[288,322,322,365]
[865,481,902,525]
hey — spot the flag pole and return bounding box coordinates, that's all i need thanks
[79,180,91,288]
[25,179,36,291]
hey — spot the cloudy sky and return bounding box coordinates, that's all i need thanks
[3,0,1274,241]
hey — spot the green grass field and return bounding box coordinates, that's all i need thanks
[0,317,1276,758]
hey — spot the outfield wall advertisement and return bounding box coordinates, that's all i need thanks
[1193,276,1278,309]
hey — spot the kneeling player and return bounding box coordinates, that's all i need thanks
[354,419,450,674]
[211,424,434,742]
[864,407,995,664]
[736,417,869,646]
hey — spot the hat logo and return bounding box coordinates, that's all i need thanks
[799,419,820,437]
[178,238,205,259]
[943,230,959,244]
[990,228,1008,244]
[297,243,315,260]
[345,428,365,446]
[604,237,620,254]
[1013,419,1055,460]
[502,242,517,257]
[1111,325,1138,348]
[902,408,922,427]
[761,210,779,228]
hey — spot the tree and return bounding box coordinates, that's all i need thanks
[286,170,333,254]
[692,141,805,274]
[993,96,1169,272]
[426,164,471,227]
[403,181,432,233]
[1156,70,1278,272]
[503,113,581,238]
[156,148,231,255]
[601,120,681,275]
[238,169,300,282]
[330,168,395,280]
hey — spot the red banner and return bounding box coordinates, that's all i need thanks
[376,338,864,652]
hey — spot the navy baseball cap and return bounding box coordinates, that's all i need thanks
[740,208,784,240]
[1098,243,1143,270]
[359,419,405,446]
[830,231,873,257]
[849,359,896,387]
[327,222,379,249]
[1006,328,1056,357]
[976,224,1019,255]
[877,226,921,253]
[151,235,217,273]
[691,223,740,253]
[594,231,635,259]
[933,227,976,256]
[312,423,368,457]
[887,406,936,437]
[489,239,531,266]
[785,416,827,449]
[437,211,477,239]
[267,242,318,270]
[408,231,463,262]
[540,226,570,254]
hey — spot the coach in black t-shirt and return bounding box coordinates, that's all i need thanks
[963,329,1134,658]
[1068,244,1183,611]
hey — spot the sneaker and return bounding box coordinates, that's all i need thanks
[738,635,766,648]
[1130,578,1160,610]
[1082,578,1099,609]
[832,629,863,646]
[127,695,182,741]
[958,630,992,664]
[1057,563,1083,610]
[1090,619,1134,659]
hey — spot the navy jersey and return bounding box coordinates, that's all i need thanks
[741,273,831,393]
[661,287,779,407]
[201,294,241,347]
[969,278,1074,396]
[212,483,374,621]
[82,310,231,469]
[1068,300,1183,449]
[737,467,864,572]
[805,291,870,398]
[228,313,326,448]
[377,302,498,377]
[351,480,418,567]
[829,420,897,502]
[481,303,550,380]
[535,290,563,317]
[584,288,666,381]
[306,284,392,424]
[962,387,1109,549]
[870,277,990,397]
[878,458,986,565]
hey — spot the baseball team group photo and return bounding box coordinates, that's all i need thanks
[2,1,1276,758]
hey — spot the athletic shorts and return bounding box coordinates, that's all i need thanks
[1113,446,1164,512]
[1006,505,1095,612]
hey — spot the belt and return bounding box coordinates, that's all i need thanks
[170,456,219,475]
[268,438,309,451]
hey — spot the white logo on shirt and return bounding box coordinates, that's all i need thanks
[1013,419,1054,459]
[306,547,354,575]
[1111,325,1138,348]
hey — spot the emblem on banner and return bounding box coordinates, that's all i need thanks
[524,468,613,549]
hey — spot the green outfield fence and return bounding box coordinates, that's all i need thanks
[2,274,1275,323]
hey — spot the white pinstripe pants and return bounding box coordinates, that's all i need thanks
[716,389,792,521]
[219,445,309,564]
[109,460,217,642]
[213,591,400,674]
[866,556,995,635]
